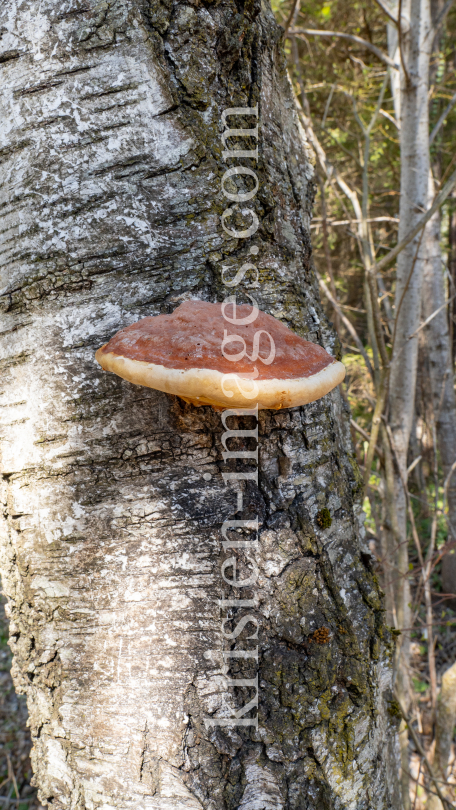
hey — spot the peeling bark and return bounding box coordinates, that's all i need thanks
[0,1,399,808]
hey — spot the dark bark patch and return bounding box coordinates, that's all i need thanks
[315,508,332,529]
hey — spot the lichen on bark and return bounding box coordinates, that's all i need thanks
[0,0,399,808]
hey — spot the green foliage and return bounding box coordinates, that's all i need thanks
[362,493,376,536]
[412,677,428,694]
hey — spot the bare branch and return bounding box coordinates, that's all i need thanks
[350,418,384,461]
[380,108,400,130]
[374,167,456,275]
[290,65,390,375]
[311,215,399,227]
[429,90,456,144]
[283,0,301,37]
[318,174,340,333]
[318,277,375,379]
[431,0,456,37]
[289,28,399,69]
[351,93,368,136]
[408,293,456,340]
[394,694,456,810]
[363,372,388,488]
[372,0,398,24]
[398,0,411,84]
[367,73,389,136]
[406,455,422,477]
[321,83,335,128]
[288,50,364,224]
[321,124,362,167]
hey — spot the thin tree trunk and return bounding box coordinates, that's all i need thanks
[386,2,432,805]
[420,0,456,613]
[421,175,456,609]
[0,1,400,808]
[449,191,456,363]
[389,0,432,551]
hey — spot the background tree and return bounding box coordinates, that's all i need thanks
[0,0,399,809]
[274,0,456,804]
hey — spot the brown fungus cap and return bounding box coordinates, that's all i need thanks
[95,300,345,411]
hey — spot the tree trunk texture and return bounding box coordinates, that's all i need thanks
[389,0,432,542]
[0,2,399,809]
[420,177,456,608]
[449,191,456,364]
[385,6,432,803]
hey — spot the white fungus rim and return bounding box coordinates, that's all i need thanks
[95,347,346,410]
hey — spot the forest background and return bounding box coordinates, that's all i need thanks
[272,0,456,807]
[0,0,456,807]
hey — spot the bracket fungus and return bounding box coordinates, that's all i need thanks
[95,300,345,411]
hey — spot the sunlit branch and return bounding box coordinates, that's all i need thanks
[289,27,399,69]
[372,0,399,25]
[380,108,400,129]
[374,168,456,275]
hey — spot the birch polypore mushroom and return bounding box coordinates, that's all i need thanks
[95,300,345,410]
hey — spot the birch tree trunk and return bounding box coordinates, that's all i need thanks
[421,178,456,608]
[450,191,456,363]
[389,0,432,563]
[421,0,456,608]
[0,1,399,808]
[384,6,432,804]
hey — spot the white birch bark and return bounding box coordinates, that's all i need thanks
[421,0,456,607]
[375,3,432,806]
[0,1,400,808]
[389,0,432,531]
[385,1,456,801]
[384,1,431,724]
[420,174,456,608]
